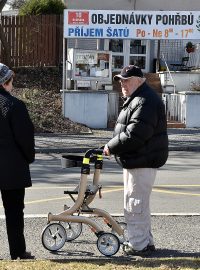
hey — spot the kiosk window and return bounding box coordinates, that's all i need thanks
[130,56,146,69]
[112,56,124,69]
[109,39,123,52]
[130,40,146,54]
[104,39,149,72]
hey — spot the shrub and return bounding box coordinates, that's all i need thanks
[19,0,65,15]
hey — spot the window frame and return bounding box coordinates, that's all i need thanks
[104,39,150,72]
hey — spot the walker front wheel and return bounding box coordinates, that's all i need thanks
[111,222,128,244]
[97,232,120,256]
[41,223,66,251]
[60,222,82,241]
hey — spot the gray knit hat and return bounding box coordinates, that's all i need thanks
[0,63,13,85]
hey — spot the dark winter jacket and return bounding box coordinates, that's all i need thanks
[107,82,168,169]
[0,87,35,189]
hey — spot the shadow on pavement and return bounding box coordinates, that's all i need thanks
[48,248,200,260]
[149,248,200,258]
[50,256,200,268]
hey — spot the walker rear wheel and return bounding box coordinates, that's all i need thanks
[41,223,66,251]
[97,232,120,256]
[60,222,82,241]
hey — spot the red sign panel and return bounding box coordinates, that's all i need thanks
[68,11,89,25]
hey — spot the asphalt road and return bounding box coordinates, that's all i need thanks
[1,151,199,216]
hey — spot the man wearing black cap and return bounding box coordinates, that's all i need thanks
[104,65,168,256]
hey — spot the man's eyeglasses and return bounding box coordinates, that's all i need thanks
[119,79,129,84]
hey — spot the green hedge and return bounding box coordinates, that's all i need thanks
[19,0,65,15]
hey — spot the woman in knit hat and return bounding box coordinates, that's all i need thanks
[0,63,35,260]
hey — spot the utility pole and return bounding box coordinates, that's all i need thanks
[156,40,161,72]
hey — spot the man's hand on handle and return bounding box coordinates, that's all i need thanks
[103,144,111,156]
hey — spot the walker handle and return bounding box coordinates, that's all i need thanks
[84,148,104,158]
[92,149,104,155]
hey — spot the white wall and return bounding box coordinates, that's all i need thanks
[66,0,136,10]
[135,0,200,11]
[179,93,200,127]
[66,0,200,11]
[64,91,108,128]
[160,72,200,93]
[63,90,119,128]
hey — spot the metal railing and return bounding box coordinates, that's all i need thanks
[161,53,176,94]
[160,53,181,122]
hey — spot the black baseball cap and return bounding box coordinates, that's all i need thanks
[114,65,143,81]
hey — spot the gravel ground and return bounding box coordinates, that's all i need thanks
[168,128,200,150]
[35,128,200,153]
[0,216,199,260]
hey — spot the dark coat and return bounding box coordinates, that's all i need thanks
[0,87,35,189]
[107,82,168,169]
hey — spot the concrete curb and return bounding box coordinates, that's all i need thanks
[0,213,200,219]
[35,146,200,154]
[168,146,200,151]
[35,148,90,154]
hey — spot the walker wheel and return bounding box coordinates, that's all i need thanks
[97,232,120,256]
[60,222,82,241]
[41,223,66,251]
[111,222,128,244]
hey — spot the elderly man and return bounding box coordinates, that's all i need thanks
[104,65,168,256]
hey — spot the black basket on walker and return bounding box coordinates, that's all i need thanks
[61,154,97,168]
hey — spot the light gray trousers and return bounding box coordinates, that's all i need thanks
[123,168,157,251]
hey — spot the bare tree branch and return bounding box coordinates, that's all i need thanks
[0,0,12,66]
[62,0,67,8]
[7,0,25,9]
[0,0,7,11]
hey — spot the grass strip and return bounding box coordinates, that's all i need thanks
[0,258,199,270]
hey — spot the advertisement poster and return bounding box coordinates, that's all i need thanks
[71,50,111,81]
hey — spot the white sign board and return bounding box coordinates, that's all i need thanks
[76,52,97,65]
[64,10,200,40]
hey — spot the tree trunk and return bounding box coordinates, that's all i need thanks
[0,25,12,66]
